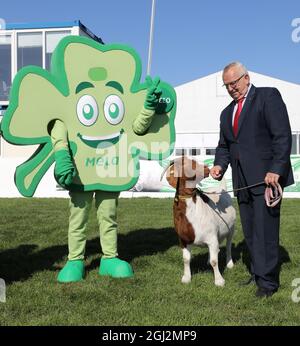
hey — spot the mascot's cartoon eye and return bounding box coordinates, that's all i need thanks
[77,95,99,126]
[103,95,124,125]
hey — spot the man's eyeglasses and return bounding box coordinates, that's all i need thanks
[223,73,245,89]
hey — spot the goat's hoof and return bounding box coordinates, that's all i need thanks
[181,275,191,284]
[215,278,225,287]
[226,260,234,269]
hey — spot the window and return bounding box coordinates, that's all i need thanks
[189,148,201,156]
[291,134,297,155]
[0,35,11,102]
[45,31,70,70]
[206,148,216,155]
[175,148,187,156]
[17,32,43,71]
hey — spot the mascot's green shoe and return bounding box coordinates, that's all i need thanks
[99,258,134,278]
[57,260,85,283]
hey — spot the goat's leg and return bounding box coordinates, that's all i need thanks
[226,227,234,269]
[207,252,211,267]
[181,244,192,284]
[208,240,225,287]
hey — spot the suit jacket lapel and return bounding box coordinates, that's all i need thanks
[226,101,235,137]
[236,85,256,137]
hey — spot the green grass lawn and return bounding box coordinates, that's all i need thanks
[0,197,300,326]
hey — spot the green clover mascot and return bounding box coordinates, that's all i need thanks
[1,36,176,282]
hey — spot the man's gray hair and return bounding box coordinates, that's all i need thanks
[223,62,248,75]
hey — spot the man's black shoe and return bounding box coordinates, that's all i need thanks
[239,275,255,286]
[255,287,277,298]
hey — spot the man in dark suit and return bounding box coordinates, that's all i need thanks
[210,62,294,298]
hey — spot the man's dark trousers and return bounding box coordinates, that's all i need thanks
[238,191,281,291]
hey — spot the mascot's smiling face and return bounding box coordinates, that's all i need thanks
[75,79,125,149]
[1,36,176,196]
[74,71,127,150]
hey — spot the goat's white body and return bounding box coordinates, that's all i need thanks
[186,191,235,246]
[181,181,236,286]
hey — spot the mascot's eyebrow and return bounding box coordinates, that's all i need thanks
[75,81,95,94]
[105,81,124,94]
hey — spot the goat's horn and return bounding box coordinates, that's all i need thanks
[160,159,175,181]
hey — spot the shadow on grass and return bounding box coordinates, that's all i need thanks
[0,227,178,284]
[0,230,290,284]
[189,240,291,277]
[0,244,68,284]
[86,227,178,271]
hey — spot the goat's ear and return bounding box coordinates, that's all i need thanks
[166,164,178,189]
[204,165,210,178]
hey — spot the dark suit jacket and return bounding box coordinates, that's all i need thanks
[214,85,294,194]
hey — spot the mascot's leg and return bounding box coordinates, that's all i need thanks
[57,191,93,283]
[96,191,133,278]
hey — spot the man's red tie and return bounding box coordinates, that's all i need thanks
[233,98,244,137]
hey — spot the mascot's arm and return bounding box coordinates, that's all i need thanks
[132,107,156,135]
[50,120,76,188]
[132,76,162,135]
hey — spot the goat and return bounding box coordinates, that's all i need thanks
[162,156,236,286]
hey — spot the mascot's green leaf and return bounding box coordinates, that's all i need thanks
[1,36,176,196]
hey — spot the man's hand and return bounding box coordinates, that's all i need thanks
[144,76,162,111]
[264,172,280,187]
[210,165,223,180]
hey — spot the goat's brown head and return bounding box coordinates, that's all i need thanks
[162,156,210,189]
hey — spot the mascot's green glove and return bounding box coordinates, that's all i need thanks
[54,149,76,188]
[144,76,162,110]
